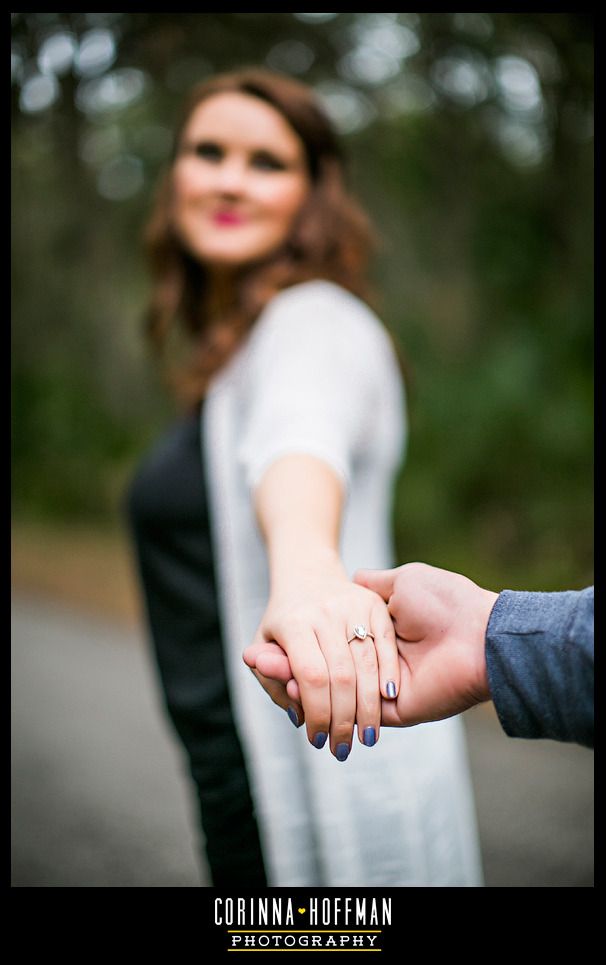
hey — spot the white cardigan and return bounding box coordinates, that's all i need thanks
[203,280,483,886]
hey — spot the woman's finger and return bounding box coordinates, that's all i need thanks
[249,666,305,728]
[347,622,381,748]
[370,601,400,700]
[277,626,332,753]
[314,618,356,761]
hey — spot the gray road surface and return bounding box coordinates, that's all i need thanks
[11,593,593,887]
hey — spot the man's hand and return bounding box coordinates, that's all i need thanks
[355,562,497,724]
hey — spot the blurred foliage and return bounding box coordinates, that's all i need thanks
[11,13,593,590]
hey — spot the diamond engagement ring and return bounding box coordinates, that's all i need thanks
[347,624,375,644]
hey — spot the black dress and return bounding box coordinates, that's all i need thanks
[126,403,267,887]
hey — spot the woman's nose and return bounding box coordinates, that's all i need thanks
[213,158,247,196]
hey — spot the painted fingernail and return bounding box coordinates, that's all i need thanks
[363,726,377,747]
[336,743,350,762]
[312,732,328,749]
[287,706,300,728]
[386,680,397,699]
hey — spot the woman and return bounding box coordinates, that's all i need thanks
[127,67,483,886]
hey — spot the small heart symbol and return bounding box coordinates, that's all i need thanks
[298,908,306,914]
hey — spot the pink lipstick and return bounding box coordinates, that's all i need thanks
[212,210,246,226]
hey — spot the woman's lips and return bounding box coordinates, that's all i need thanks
[212,210,247,226]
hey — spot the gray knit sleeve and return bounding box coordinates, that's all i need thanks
[485,587,593,747]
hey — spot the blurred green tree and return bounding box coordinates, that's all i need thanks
[11,12,593,589]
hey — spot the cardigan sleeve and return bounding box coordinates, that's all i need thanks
[237,281,400,492]
[485,586,594,748]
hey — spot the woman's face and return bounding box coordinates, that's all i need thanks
[171,91,310,270]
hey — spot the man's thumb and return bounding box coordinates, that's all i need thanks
[353,567,395,601]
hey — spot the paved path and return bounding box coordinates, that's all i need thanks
[11,594,593,887]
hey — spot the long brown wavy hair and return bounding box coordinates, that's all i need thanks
[143,67,379,402]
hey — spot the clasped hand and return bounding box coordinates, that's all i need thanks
[243,562,497,760]
[244,560,400,762]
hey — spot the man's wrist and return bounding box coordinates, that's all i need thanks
[475,589,499,702]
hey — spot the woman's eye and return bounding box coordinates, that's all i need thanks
[251,153,286,171]
[194,142,223,161]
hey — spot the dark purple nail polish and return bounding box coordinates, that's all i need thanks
[336,742,350,762]
[363,726,377,747]
[312,732,327,749]
[287,706,300,728]
[386,680,397,699]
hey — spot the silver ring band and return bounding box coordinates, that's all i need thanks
[347,624,375,644]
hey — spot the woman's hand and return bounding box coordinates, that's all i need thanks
[251,453,399,760]
[245,562,497,731]
[244,643,302,723]
[247,563,399,760]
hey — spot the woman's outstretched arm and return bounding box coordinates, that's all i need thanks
[251,452,400,761]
